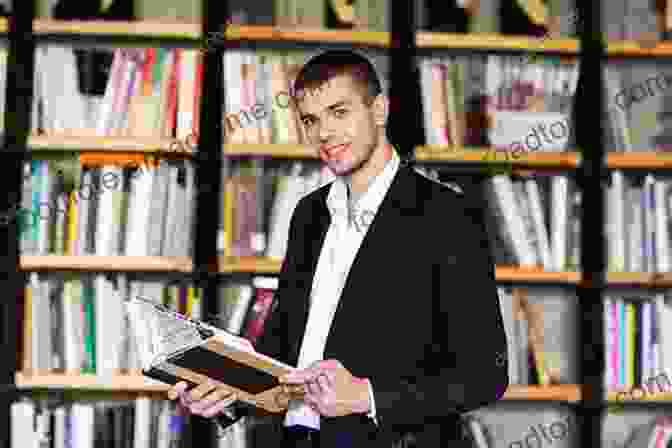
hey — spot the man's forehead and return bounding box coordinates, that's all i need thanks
[295,75,360,110]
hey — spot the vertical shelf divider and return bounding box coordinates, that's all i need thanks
[2,0,36,446]
[576,1,606,447]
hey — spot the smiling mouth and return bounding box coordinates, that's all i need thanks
[323,143,350,157]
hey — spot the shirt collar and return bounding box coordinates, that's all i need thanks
[326,148,400,219]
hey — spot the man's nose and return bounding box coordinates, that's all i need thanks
[318,116,337,142]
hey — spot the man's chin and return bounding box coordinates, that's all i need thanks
[323,159,355,177]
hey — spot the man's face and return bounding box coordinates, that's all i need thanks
[295,74,381,177]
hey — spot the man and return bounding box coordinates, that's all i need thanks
[168,50,508,447]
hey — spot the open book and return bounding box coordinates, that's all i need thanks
[125,296,302,413]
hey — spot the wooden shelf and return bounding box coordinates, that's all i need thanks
[606,390,672,404]
[416,32,579,55]
[18,257,672,288]
[603,272,672,288]
[27,141,672,172]
[217,256,284,273]
[414,146,579,168]
[494,267,580,284]
[30,18,202,39]
[29,135,189,153]
[604,40,672,57]
[15,373,579,401]
[224,25,390,47]
[20,256,193,272]
[223,143,317,159]
[503,384,580,402]
[16,372,168,392]
[606,152,672,169]
[0,19,669,58]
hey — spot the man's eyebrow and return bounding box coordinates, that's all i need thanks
[299,100,351,121]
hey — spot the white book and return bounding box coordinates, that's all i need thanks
[161,165,179,256]
[156,401,171,448]
[223,50,245,143]
[525,179,552,269]
[644,175,656,272]
[62,279,83,372]
[177,49,198,141]
[490,176,537,266]
[419,59,439,145]
[11,401,37,448]
[550,176,569,270]
[643,300,652,385]
[607,171,626,271]
[604,297,612,389]
[43,46,87,133]
[95,50,124,135]
[654,179,670,272]
[124,168,148,255]
[497,287,518,384]
[266,163,308,259]
[657,294,672,377]
[94,165,123,256]
[148,163,170,256]
[53,406,66,448]
[71,403,94,448]
[133,398,152,448]
[94,275,124,376]
[628,185,644,272]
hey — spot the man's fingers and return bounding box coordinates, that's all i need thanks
[188,382,218,403]
[168,381,189,400]
[317,373,332,391]
[306,380,320,396]
[201,395,237,418]
[282,368,321,384]
[190,388,236,414]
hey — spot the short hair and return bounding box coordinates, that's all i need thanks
[292,50,382,105]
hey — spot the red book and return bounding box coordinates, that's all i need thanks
[244,277,279,346]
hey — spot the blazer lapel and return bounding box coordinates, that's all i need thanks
[287,186,331,364]
[287,161,419,365]
[323,162,419,358]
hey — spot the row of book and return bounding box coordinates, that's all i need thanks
[604,294,672,392]
[32,46,200,142]
[484,174,581,270]
[11,155,336,258]
[19,153,672,276]
[21,43,672,156]
[21,273,277,375]
[419,55,580,149]
[484,171,672,272]
[30,45,318,145]
[11,398,197,448]
[16,159,196,257]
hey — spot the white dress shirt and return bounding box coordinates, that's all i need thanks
[284,149,401,430]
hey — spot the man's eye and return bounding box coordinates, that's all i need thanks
[302,118,314,127]
[334,109,347,117]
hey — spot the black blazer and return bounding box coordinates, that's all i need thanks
[222,160,508,448]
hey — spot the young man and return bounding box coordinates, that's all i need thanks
[168,50,508,448]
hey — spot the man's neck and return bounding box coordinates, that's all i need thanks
[345,143,394,199]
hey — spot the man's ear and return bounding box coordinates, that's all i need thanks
[372,94,389,128]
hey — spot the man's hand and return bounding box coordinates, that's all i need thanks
[167,381,237,418]
[279,359,370,417]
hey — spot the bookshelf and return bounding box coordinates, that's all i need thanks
[14,373,582,402]
[5,1,669,448]
[4,18,672,57]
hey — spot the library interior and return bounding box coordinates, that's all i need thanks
[3,0,672,447]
